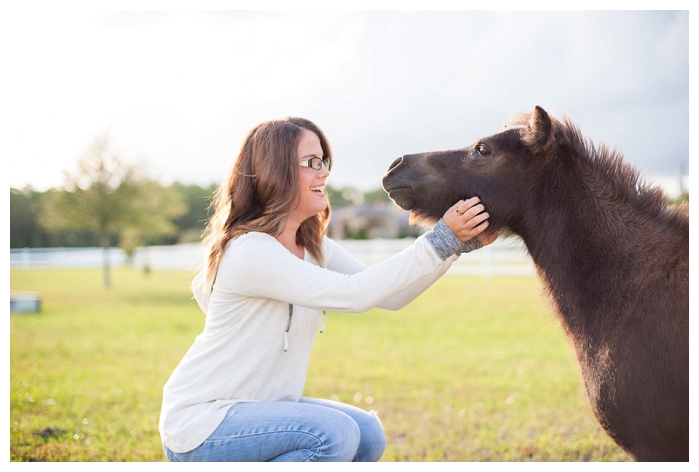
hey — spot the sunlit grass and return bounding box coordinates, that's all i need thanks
[10,268,628,461]
[307,276,626,461]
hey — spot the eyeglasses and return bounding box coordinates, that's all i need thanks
[299,156,332,171]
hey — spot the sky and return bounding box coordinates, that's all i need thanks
[3,7,691,197]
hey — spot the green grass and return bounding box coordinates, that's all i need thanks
[10,268,628,461]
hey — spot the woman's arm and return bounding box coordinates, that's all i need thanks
[323,234,457,311]
[219,230,455,313]
[217,197,494,313]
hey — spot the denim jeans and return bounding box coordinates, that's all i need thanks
[163,397,386,462]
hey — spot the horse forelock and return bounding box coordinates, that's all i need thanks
[503,112,531,129]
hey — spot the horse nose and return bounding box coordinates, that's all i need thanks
[387,156,403,172]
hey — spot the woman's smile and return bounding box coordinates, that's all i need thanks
[293,129,330,221]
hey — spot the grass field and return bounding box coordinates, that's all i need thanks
[10,267,628,462]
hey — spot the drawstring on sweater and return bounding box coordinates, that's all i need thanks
[284,304,327,352]
[284,303,293,352]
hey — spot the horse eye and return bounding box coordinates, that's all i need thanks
[476,143,490,156]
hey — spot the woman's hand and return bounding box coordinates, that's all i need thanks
[443,197,498,246]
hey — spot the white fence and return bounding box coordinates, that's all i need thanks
[11,238,535,277]
[336,238,535,277]
[10,246,129,269]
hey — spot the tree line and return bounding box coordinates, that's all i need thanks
[11,182,390,248]
[11,182,213,249]
[10,135,391,252]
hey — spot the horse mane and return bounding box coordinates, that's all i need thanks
[504,111,688,227]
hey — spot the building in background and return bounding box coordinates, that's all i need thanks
[328,200,424,240]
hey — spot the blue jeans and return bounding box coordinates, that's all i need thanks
[163,397,386,462]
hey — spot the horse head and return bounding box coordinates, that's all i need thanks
[381,106,556,234]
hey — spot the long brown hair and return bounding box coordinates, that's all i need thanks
[199,117,332,294]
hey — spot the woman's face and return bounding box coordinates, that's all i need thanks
[290,128,330,223]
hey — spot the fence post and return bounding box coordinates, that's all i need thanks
[481,245,493,279]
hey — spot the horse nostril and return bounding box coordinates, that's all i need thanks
[387,156,403,172]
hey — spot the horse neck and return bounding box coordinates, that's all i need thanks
[512,161,661,339]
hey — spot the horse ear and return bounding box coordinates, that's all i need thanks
[523,105,553,149]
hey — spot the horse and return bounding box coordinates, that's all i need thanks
[381,106,689,461]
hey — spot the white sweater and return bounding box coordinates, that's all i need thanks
[159,231,457,453]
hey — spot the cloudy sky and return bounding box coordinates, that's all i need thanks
[4,7,690,196]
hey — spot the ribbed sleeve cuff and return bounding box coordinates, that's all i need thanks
[424,219,467,260]
[424,219,484,260]
[460,236,483,254]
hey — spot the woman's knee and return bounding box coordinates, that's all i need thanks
[320,411,362,461]
[356,409,386,462]
[274,405,361,462]
[298,398,385,462]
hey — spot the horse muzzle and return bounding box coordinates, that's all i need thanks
[382,156,415,209]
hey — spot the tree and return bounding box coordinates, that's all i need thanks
[672,192,688,205]
[118,181,187,271]
[11,187,101,248]
[170,182,217,243]
[11,187,45,248]
[41,134,186,287]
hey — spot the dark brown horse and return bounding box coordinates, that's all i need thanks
[382,106,689,461]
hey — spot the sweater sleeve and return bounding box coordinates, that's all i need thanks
[219,232,448,313]
[323,236,457,311]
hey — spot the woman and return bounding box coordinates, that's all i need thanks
[159,117,497,462]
